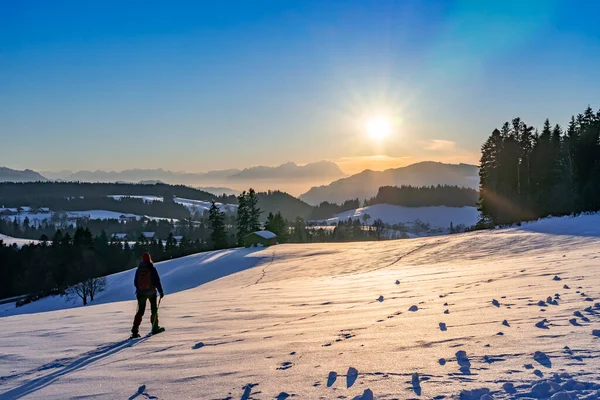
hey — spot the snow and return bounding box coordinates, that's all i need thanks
[108,195,164,203]
[174,197,237,214]
[252,230,277,239]
[106,195,238,214]
[1,215,600,399]
[321,204,480,229]
[1,210,174,224]
[0,234,39,247]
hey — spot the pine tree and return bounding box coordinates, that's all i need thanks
[208,201,228,250]
[265,211,288,243]
[236,191,249,246]
[247,188,261,232]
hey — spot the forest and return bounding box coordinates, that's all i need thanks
[479,106,600,226]
[366,185,478,208]
[0,227,207,304]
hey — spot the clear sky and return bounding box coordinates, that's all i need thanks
[1,0,599,174]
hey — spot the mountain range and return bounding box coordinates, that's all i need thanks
[299,161,479,205]
[0,167,47,183]
[3,161,480,205]
[40,161,346,184]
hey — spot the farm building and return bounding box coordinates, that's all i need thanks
[243,230,277,247]
[111,233,129,241]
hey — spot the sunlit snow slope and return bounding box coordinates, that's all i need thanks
[1,215,600,399]
[0,234,39,248]
[322,204,480,229]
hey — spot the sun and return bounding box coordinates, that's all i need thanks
[365,117,392,142]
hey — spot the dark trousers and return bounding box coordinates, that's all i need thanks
[132,294,159,333]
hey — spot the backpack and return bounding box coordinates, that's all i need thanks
[137,265,154,291]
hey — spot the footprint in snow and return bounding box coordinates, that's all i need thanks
[327,371,337,387]
[395,280,400,285]
[352,389,374,400]
[276,392,291,400]
[444,309,450,314]
[455,350,471,374]
[563,284,570,289]
[553,275,562,281]
[569,318,582,326]
[535,319,549,329]
[503,382,517,394]
[533,351,551,368]
[592,329,600,338]
[411,373,421,395]
[439,358,446,366]
[192,342,205,349]
[492,299,500,307]
[277,361,293,370]
[408,305,419,312]
[377,295,384,302]
[439,322,447,331]
[347,367,358,388]
[502,320,510,327]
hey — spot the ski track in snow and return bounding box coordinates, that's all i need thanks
[1,219,600,399]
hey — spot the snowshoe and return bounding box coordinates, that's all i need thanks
[151,327,165,335]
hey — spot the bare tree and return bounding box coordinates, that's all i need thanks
[66,276,106,305]
[66,251,107,305]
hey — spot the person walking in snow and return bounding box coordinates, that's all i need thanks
[131,252,164,338]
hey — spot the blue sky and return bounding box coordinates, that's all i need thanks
[1,0,599,173]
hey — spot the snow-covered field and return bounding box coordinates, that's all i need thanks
[106,194,238,214]
[0,234,39,247]
[2,210,174,224]
[321,204,480,229]
[1,216,600,399]
[174,197,237,214]
[108,195,164,202]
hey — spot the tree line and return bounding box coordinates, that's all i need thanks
[0,227,207,304]
[0,181,235,205]
[479,105,600,226]
[366,185,478,208]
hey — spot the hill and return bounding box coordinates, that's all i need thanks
[0,167,47,183]
[320,204,480,229]
[300,161,479,205]
[0,182,314,222]
[1,214,600,398]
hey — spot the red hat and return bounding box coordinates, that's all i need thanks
[142,252,151,262]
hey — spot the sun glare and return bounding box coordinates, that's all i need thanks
[365,117,393,142]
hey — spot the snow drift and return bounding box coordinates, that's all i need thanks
[1,215,600,399]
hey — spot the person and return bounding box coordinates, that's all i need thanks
[131,252,164,338]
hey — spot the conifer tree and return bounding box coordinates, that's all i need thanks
[208,201,228,250]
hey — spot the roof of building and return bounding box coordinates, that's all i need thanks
[249,230,276,240]
[142,232,155,238]
[112,233,128,239]
[19,206,33,211]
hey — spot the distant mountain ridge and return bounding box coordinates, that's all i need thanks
[0,167,47,183]
[300,162,480,205]
[41,161,346,184]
